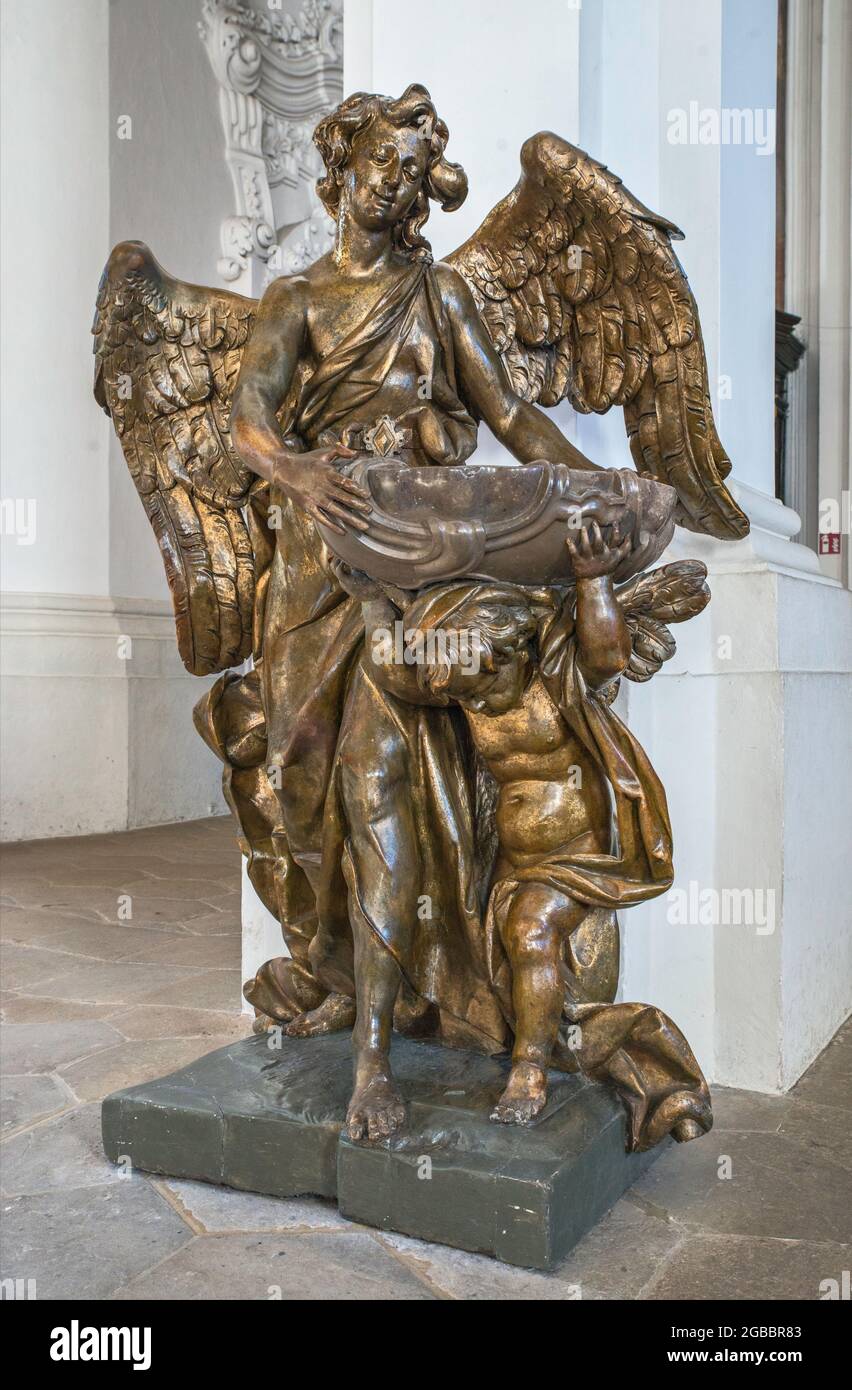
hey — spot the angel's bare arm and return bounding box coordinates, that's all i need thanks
[435,263,599,472]
[567,522,632,689]
[230,276,370,534]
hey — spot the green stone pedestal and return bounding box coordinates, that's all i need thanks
[101,1032,663,1270]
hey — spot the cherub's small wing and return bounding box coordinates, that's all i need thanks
[93,242,258,675]
[616,560,710,682]
[446,133,748,541]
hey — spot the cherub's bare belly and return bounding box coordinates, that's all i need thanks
[467,676,611,864]
[495,774,609,862]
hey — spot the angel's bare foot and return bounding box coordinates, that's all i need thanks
[491,1061,548,1124]
[285,992,356,1037]
[346,1053,406,1142]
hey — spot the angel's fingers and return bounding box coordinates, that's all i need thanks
[309,503,345,535]
[336,477,372,502]
[321,499,370,532]
[330,481,372,511]
[589,521,604,552]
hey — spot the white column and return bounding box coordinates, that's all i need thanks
[0,0,225,841]
[1,0,110,599]
[583,0,851,1089]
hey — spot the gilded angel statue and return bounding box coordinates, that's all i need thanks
[93,84,741,1147]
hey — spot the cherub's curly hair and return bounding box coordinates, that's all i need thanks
[313,83,468,256]
[420,599,541,706]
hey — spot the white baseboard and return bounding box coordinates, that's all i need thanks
[0,591,225,841]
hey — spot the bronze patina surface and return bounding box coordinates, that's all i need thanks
[94,84,744,1177]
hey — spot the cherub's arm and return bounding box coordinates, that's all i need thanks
[434,263,600,473]
[566,522,633,690]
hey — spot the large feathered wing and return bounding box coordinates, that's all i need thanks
[93,241,258,675]
[447,133,749,541]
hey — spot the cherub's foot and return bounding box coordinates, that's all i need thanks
[491,1061,548,1125]
[346,1058,406,1142]
[285,992,356,1038]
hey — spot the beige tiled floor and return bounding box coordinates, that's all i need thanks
[1,816,850,1300]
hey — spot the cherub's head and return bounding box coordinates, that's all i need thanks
[411,588,548,715]
[313,84,468,254]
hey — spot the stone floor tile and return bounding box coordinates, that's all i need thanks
[775,1099,852,1171]
[628,1127,851,1244]
[41,869,156,890]
[642,1234,852,1301]
[0,876,53,899]
[0,995,119,1025]
[0,1019,123,1073]
[135,858,241,884]
[178,910,243,936]
[20,960,201,1007]
[114,1230,434,1300]
[710,1085,790,1132]
[132,969,242,1012]
[1,1072,76,1135]
[106,1004,253,1041]
[1,902,105,930]
[1,944,82,992]
[155,1179,361,1234]
[5,921,187,963]
[1,1180,194,1299]
[789,1018,851,1111]
[1,1102,122,1195]
[117,933,241,969]
[375,1230,583,1299]
[114,878,238,903]
[5,886,218,925]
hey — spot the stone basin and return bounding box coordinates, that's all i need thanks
[318,457,677,588]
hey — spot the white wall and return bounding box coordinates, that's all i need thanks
[108,0,235,602]
[1,0,110,597]
[0,0,228,840]
[348,0,582,459]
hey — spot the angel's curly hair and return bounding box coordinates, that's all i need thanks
[313,83,468,255]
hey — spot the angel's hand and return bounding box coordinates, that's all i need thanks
[276,446,372,535]
[566,519,631,579]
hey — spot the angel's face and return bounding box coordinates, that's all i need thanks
[343,116,428,232]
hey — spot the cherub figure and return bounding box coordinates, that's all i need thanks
[354,522,712,1148]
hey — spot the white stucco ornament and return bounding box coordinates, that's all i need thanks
[199,0,343,294]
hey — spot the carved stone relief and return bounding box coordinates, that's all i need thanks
[199,0,343,294]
